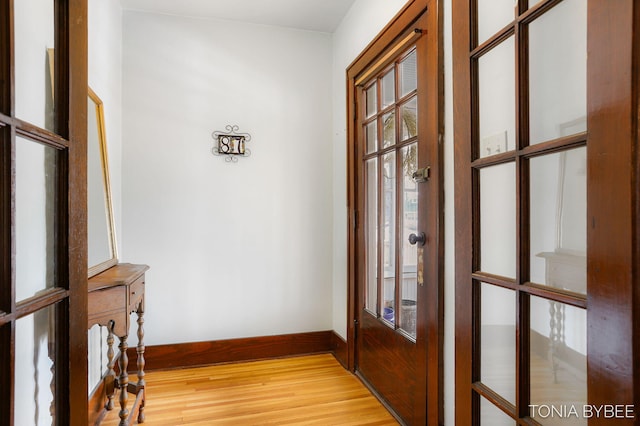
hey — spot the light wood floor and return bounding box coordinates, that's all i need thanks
[101,353,399,425]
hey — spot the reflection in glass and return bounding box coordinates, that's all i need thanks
[477,0,515,46]
[481,283,516,404]
[16,137,57,302]
[14,0,55,131]
[382,152,396,324]
[366,120,377,155]
[529,0,586,145]
[381,69,395,109]
[15,304,57,426]
[366,84,377,118]
[481,396,516,425]
[478,37,516,158]
[399,50,417,97]
[530,296,587,424]
[480,163,516,278]
[382,112,396,148]
[400,97,418,141]
[365,159,378,314]
[530,148,586,293]
[400,144,418,337]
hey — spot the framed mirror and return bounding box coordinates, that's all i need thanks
[88,87,118,277]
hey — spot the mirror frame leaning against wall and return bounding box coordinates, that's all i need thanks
[88,87,118,277]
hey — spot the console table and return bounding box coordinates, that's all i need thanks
[88,263,149,425]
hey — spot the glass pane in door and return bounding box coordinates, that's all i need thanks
[480,163,516,278]
[478,37,516,158]
[14,303,58,426]
[14,0,56,132]
[16,137,57,302]
[382,111,396,148]
[382,152,396,324]
[400,97,418,141]
[365,158,379,314]
[366,121,377,154]
[481,282,516,404]
[477,0,514,45]
[530,148,586,293]
[481,397,517,425]
[381,69,395,109]
[530,296,587,423]
[400,144,418,337]
[399,50,417,97]
[366,84,377,118]
[529,0,586,145]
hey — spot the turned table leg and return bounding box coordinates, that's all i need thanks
[106,321,116,410]
[136,304,146,423]
[118,336,129,426]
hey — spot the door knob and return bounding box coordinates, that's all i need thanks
[408,232,426,246]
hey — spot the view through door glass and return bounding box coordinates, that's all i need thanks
[363,48,419,338]
[472,0,587,423]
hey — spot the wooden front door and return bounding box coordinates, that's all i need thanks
[347,2,443,424]
[453,0,640,423]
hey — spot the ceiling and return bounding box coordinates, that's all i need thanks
[120,0,357,33]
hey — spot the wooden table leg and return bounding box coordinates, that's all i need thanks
[136,304,146,423]
[106,320,116,410]
[118,336,129,426]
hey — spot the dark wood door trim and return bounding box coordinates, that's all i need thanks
[586,0,638,414]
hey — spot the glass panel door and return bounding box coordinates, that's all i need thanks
[468,0,588,422]
[1,0,87,423]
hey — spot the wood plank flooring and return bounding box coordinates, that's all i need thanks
[101,353,399,425]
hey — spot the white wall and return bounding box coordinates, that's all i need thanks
[121,11,334,346]
[87,0,123,392]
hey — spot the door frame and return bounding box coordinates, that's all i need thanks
[346,0,444,423]
[452,0,640,423]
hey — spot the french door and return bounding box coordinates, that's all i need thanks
[454,0,639,424]
[0,0,88,424]
[347,2,443,424]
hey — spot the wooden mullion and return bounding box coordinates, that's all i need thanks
[0,322,14,426]
[14,287,68,318]
[15,120,70,149]
[471,151,517,169]
[470,25,516,61]
[519,133,586,158]
[377,145,384,319]
[519,282,587,309]
[471,272,517,289]
[0,124,11,318]
[517,0,564,26]
[471,381,517,419]
[514,1,531,417]
[0,0,11,116]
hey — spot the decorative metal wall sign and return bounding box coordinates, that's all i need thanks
[211,125,252,162]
